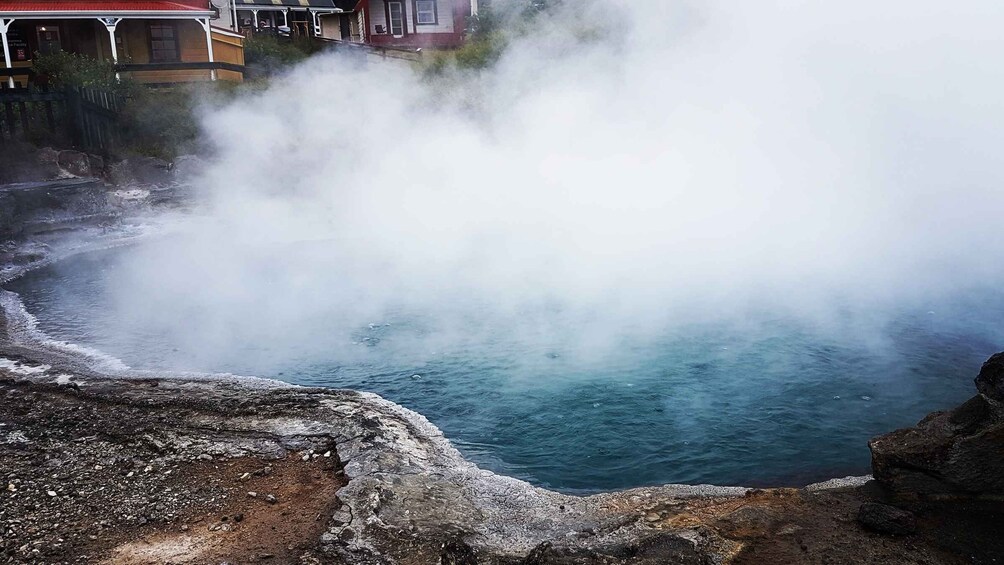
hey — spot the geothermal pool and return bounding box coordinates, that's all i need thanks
[6,245,1002,492]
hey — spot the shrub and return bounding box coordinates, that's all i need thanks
[32,51,134,95]
[244,35,321,75]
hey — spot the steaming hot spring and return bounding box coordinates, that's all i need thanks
[8,1,1004,494]
[8,238,1001,492]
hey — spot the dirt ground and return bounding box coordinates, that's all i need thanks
[3,369,1004,565]
[0,373,346,565]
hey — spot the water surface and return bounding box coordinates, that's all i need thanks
[7,245,1001,492]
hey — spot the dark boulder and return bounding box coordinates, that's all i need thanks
[56,150,92,177]
[976,352,1004,401]
[870,353,1004,495]
[856,503,917,535]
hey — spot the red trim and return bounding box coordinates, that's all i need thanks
[1,0,209,12]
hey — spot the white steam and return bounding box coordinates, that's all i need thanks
[107,0,1004,370]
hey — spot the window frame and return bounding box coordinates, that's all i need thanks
[413,0,438,26]
[147,21,180,63]
[385,1,406,37]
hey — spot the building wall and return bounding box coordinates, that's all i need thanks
[365,0,466,48]
[3,17,243,85]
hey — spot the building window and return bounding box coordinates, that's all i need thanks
[415,0,438,25]
[148,23,179,62]
[387,1,405,36]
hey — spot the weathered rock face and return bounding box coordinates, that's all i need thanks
[976,352,1004,402]
[870,354,1004,495]
[0,178,114,239]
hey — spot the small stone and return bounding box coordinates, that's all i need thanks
[181,525,189,531]
[239,472,252,482]
[197,454,213,461]
[126,472,134,478]
[265,494,277,504]
[7,483,15,492]
[234,513,244,523]
[644,512,661,522]
[323,451,331,458]
[46,491,57,497]
[247,491,258,499]
[301,454,310,462]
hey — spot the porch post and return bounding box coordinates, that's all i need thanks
[311,10,321,37]
[252,9,259,30]
[0,18,13,88]
[98,17,122,80]
[231,0,239,32]
[282,9,288,28]
[195,18,216,81]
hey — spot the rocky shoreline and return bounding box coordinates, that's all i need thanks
[2,164,1003,564]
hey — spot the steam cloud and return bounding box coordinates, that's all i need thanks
[104,0,1004,371]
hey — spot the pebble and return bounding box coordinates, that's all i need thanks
[46,491,57,497]
[265,494,277,504]
[323,451,331,458]
[247,491,258,498]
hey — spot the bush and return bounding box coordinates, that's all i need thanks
[244,35,320,75]
[32,51,134,95]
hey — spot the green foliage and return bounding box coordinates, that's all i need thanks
[116,87,202,160]
[453,32,508,70]
[244,35,321,75]
[32,51,134,94]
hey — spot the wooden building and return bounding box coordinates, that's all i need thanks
[314,0,473,49]
[0,0,245,86]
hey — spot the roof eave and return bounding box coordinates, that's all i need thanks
[0,10,216,18]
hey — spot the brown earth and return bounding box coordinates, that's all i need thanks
[3,368,1003,564]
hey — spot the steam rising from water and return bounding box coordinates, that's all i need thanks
[110,0,1004,370]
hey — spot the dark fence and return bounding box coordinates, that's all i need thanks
[0,69,123,154]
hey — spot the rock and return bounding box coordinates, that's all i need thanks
[265,494,277,504]
[976,352,1004,401]
[856,503,917,535]
[170,155,207,183]
[56,151,91,178]
[441,540,478,565]
[36,147,59,165]
[87,154,105,176]
[870,366,1004,494]
[108,156,173,187]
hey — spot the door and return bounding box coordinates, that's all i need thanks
[35,26,61,56]
[339,14,351,40]
[387,1,405,37]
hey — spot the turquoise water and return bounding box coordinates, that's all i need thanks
[6,246,1001,492]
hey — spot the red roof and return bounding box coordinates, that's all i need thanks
[0,0,210,12]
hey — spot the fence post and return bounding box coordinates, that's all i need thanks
[64,85,85,148]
